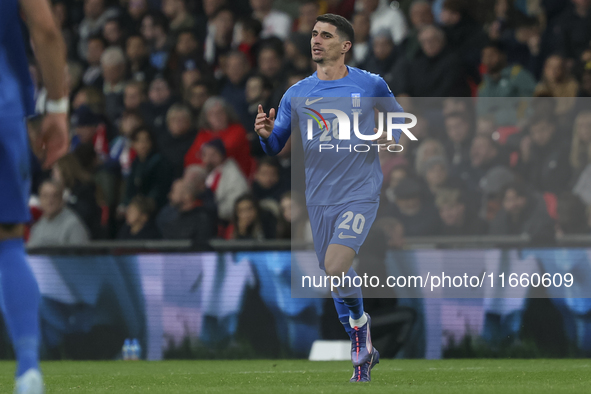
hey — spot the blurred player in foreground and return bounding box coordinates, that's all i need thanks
[255,14,404,382]
[0,0,68,391]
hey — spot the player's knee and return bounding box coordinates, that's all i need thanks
[324,259,348,277]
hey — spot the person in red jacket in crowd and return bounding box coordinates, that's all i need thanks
[184,96,255,177]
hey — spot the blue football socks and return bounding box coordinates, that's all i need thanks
[0,238,40,376]
[332,267,365,333]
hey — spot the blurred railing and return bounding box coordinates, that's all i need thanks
[25,234,591,255]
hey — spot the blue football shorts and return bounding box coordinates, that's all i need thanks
[0,115,31,223]
[307,200,379,270]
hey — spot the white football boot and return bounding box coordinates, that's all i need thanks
[14,369,44,394]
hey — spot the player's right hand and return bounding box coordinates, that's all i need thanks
[39,112,69,170]
[254,104,275,139]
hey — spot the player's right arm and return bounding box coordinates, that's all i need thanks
[255,92,292,156]
[20,0,69,169]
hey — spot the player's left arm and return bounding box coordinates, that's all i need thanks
[372,77,404,144]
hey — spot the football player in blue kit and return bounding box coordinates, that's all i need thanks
[0,0,68,391]
[255,14,404,382]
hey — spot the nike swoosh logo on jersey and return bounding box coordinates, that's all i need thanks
[305,97,323,105]
[338,232,356,239]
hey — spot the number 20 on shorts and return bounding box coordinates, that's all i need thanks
[338,211,365,234]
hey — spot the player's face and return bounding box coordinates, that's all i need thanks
[311,22,348,64]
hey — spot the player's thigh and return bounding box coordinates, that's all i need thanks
[324,243,356,276]
[0,116,31,227]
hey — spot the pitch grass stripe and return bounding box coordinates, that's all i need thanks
[0,360,590,393]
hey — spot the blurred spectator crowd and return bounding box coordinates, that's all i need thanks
[23,0,591,247]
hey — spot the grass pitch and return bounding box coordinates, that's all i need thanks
[0,359,589,393]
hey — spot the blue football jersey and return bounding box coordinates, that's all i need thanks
[0,0,36,118]
[260,66,404,206]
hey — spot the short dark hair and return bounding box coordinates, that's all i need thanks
[315,13,355,43]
